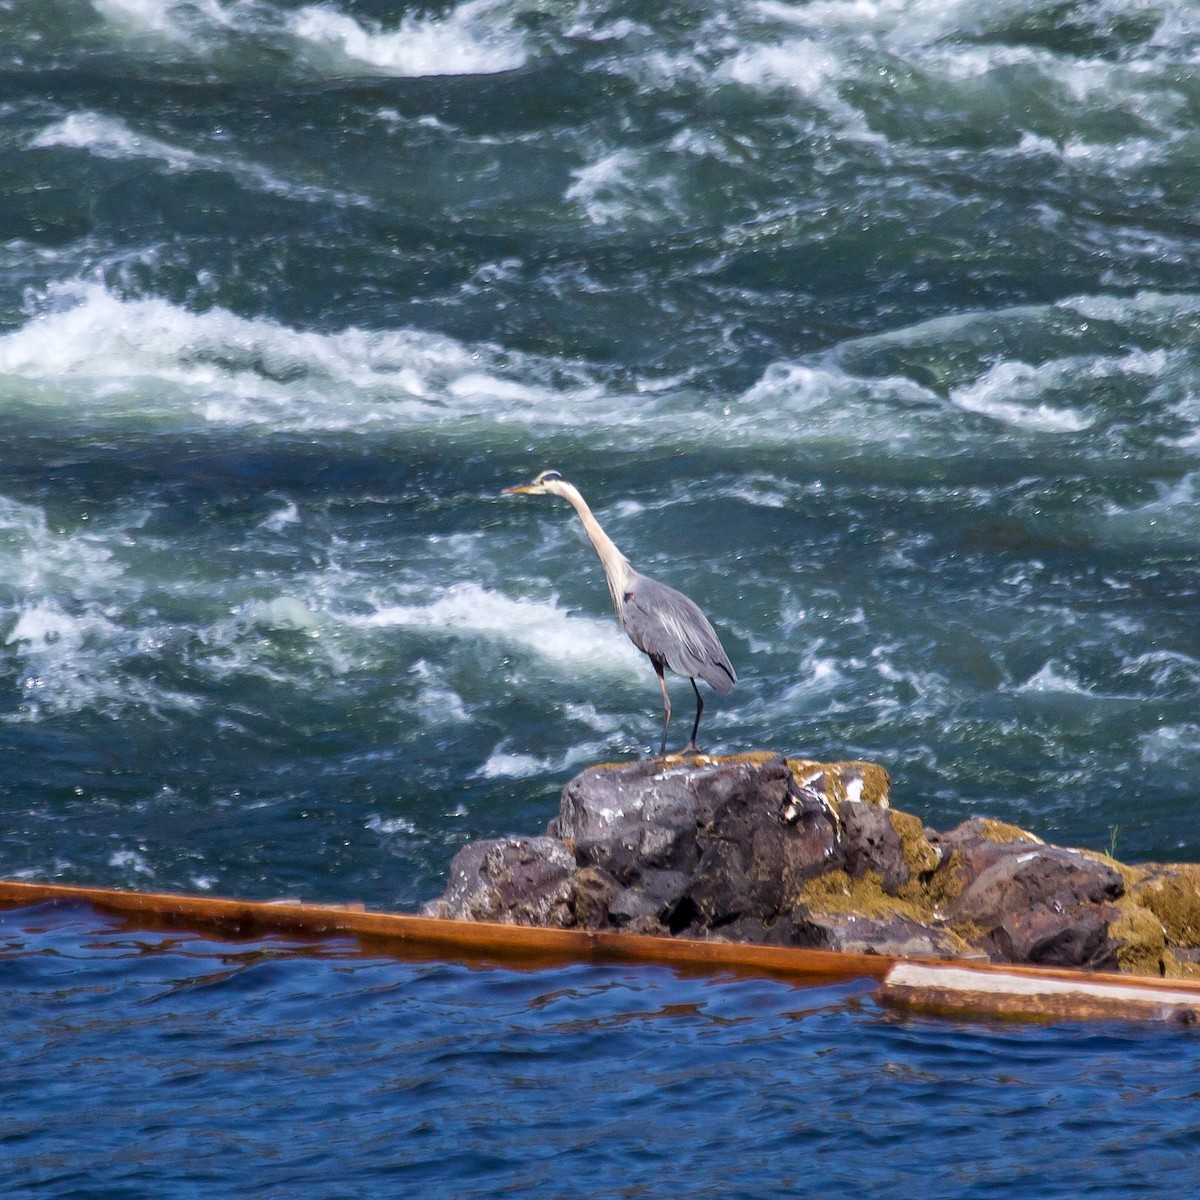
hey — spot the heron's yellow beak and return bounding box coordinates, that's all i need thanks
[505,471,563,496]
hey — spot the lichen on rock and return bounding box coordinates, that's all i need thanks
[1134,865,1200,942]
[1109,899,1167,977]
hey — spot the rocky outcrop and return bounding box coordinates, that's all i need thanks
[420,752,1200,978]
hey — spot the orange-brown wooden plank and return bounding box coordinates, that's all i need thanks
[0,878,892,982]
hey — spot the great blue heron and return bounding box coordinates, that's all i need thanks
[503,470,736,757]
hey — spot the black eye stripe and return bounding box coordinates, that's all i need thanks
[538,470,563,483]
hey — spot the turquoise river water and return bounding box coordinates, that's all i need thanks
[2,0,1200,1194]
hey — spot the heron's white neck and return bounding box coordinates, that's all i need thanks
[555,482,633,617]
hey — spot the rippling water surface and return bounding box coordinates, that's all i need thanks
[5,901,1200,1199]
[2,0,1200,1191]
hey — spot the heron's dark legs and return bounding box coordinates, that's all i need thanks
[681,677,703,755]
[654,661,671,757]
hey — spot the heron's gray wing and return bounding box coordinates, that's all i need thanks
[621,576,736,693]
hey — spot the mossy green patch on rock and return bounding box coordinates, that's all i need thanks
[945,918,988,950]
[889,809,941,877]
[1133,865,1200,948]
[709,750,786,768]
[978,818,1042,845]
[1109,899,1167,977]
[923,847,967,915]
[795,869,975,955]
[798,868,931,923]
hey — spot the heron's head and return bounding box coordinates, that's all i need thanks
[503,469,569,497]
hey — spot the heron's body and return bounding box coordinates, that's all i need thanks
[503,471,736,756]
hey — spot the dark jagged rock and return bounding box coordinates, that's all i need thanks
[788,910,970,960]
[840,800,910,893]
[422,835,577,927]
[571,865,621,930]
[421,752,1200,978]
[553,757,705,881]
[948,844,1124,928]
[986,903,1119,971]
[687,760,839,929]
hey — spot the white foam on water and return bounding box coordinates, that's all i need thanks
[2,278,1193,463]
[564,12,650,43]
[286,0,528,77]
[717,36,880,136]
[1058,290,1200,327]
[0,496,125,595]
[472,747,554,779]
[719,476,793,510]
[28,111,370,207]
[562,701,624,733]
[416,684,471,725]
[833,302,1049,363]
[566,149,640,225]
[30,111,200,171]
[6,599,120,656]
[471,738,608,779]
[754,0,888,31]
[949,361,1095,432]
[0,502,197,714]
[238,596,321,632]
[1140,723,1200,766]
[565,148,683,226]
[0,280,608,434]
[90,0,232,39]
[365,814,419,835]
[346,582,644,677]
[90,0,531,85]
[769,647,850,711]
[193,589,357,686]
[259,499,300,533]
[1015,662,1096,698]
[1100,472,1200,543]
[685,0,1199,165]
[819,290,1200,452]
[108,848,155,876]
[838,291,1200,373]
[1015,131,1169,171]
[0,493,361,721]
[411,661,472,725]
[735,360,944,453]
[720,36,844,97]
[3,595,203,721]
[1119,649,1200,694]
[0,498,172,720]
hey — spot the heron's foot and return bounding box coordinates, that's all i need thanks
[646,745,705,762]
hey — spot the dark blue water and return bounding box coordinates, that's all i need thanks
[4,900,1200,1199]
[3,0,1200,1192]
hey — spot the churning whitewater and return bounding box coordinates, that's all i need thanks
[0,0,1198,910]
